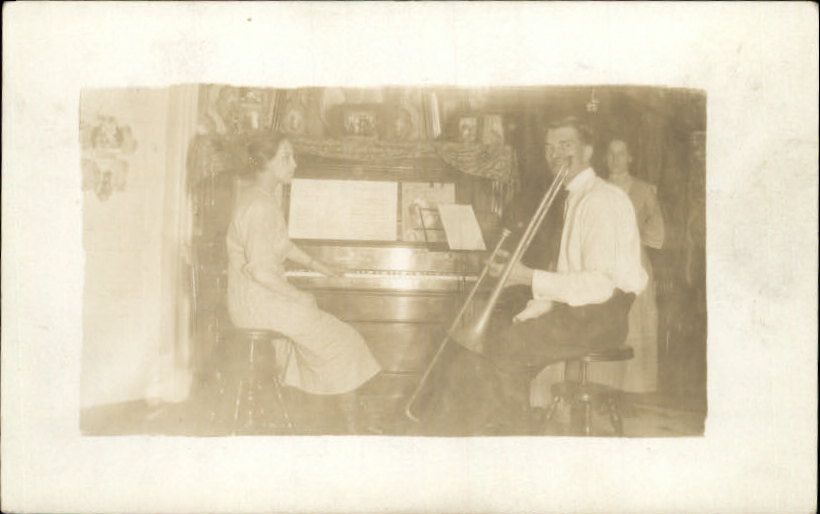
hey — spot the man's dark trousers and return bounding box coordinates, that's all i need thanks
[423,286,635,435]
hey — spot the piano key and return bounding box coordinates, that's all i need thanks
[293,244,484,275]
[285,269,478,292]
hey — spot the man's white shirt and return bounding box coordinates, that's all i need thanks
[515,167,648,322]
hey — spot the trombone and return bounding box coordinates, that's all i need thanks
[405,159,571,422]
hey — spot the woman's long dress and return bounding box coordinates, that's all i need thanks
[588,174,665,392]
[226,184,381,395]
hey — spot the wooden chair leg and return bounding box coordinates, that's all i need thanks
[272,378,293,433]
[232,378,245,435]
[542,395,562,434]
[268,339,294,434]
[608,396,624,436]
[583,401,593,436]
[544,395,562,423]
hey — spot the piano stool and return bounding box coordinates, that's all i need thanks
[217,328,294,435]
[541,346,634,436]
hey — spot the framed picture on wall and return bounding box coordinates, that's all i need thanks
[458,116,478,143]
[327,103,381,138]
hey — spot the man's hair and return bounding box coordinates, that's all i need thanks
[545,116,595,146]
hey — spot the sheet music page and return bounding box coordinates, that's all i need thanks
[400,182,455,242]
[288,179,398,241]
[437,204,487,251]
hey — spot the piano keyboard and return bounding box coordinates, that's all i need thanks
[285,269,478,292]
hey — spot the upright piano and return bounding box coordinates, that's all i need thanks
[189,141,504,433]
[283,157,501,432]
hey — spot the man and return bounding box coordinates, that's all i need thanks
[428,117,648,435]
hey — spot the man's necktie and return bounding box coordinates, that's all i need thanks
[543,188,568,272]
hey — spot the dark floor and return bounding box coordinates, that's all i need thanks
[80,372,706,437]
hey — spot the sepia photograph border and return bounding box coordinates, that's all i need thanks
[2,2,818,513]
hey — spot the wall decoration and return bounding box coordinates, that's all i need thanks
[282,107,306,135]
[382,88,422,142]
[197,85,271,136]
[343,108,378,137]
[280,90,312,136]
[458,117,479,143]
[235,87,266,131]
[423,92,442,139]
[322,103,380,139]
[343,106,380,138]
[80,115,138,201]
[198,85,238,134]
[319,88,347,125]
[480,114,505,145]
[382,106,419,142]
[586,89,601,113]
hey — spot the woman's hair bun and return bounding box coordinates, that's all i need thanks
[239,133,288,178]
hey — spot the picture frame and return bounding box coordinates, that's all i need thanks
[327,103,381,138]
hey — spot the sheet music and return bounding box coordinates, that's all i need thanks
[401,182,455,242]
[288,179,398,241]
[437,204,487,251]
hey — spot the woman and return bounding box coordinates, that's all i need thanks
[592,138,665,393]
[226,134,381,431]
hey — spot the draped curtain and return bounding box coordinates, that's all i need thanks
[82,86,198,408]
[146,85,199,403]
